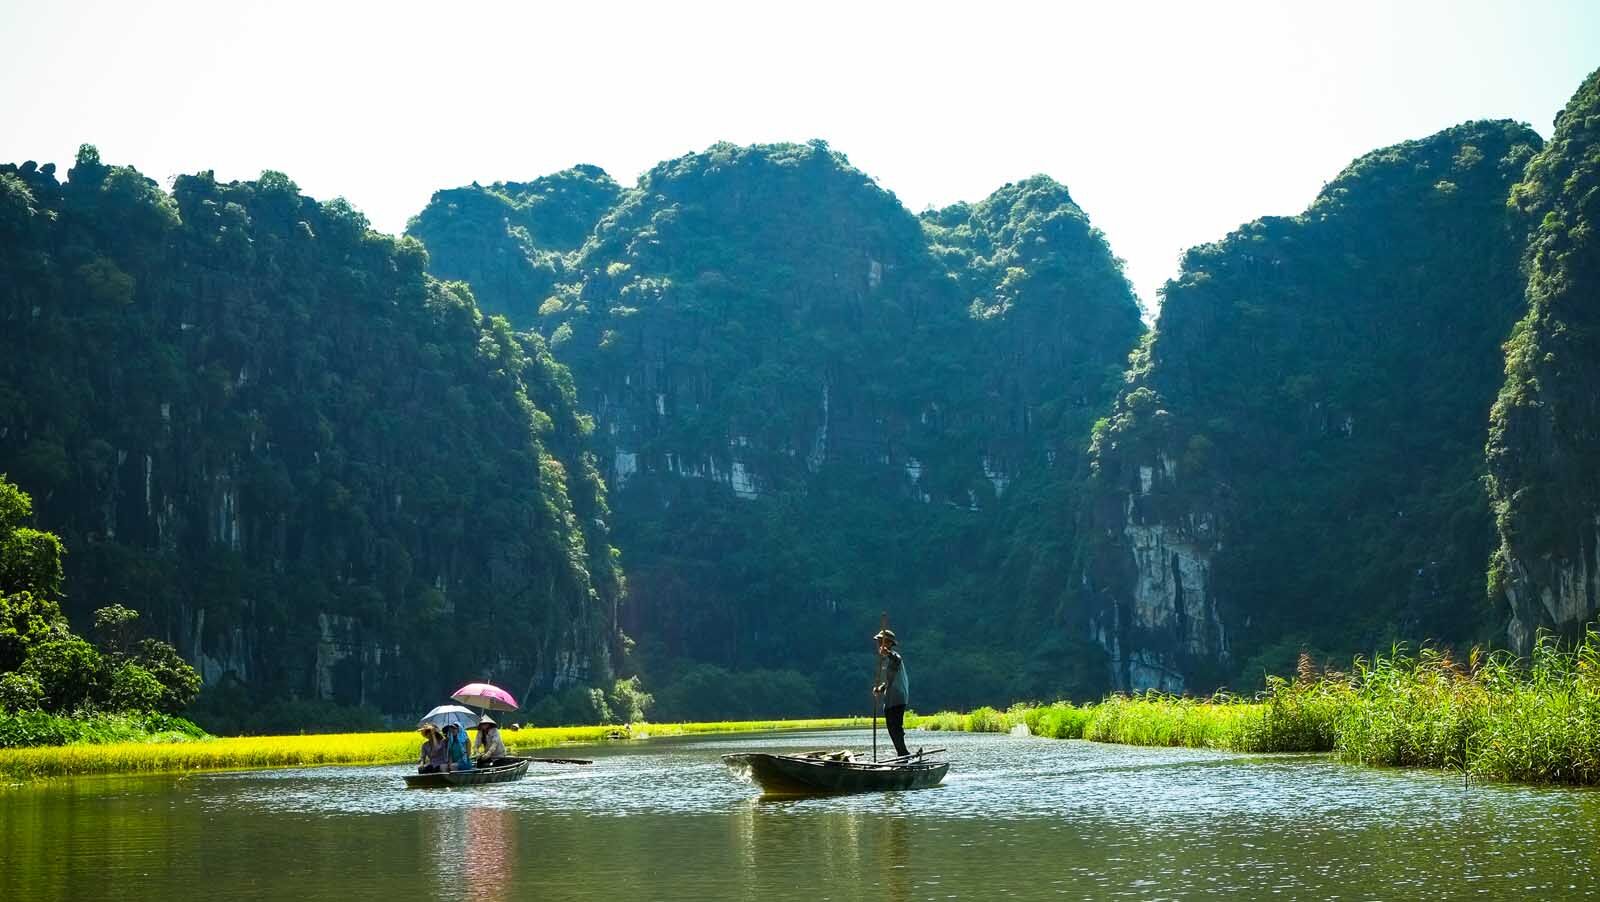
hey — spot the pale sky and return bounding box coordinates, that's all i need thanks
[2,0,1594,310]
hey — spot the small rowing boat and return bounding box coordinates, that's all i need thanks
[722,749,948,795]
[404,756,531,788]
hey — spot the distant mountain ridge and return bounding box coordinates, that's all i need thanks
[4,69,1599,722]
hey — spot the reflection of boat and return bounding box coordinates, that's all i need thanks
[404,756,530,788]
[722,751,948,795]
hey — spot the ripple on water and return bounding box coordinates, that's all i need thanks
[14,729,1599,900]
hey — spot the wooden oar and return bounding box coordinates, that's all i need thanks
[520,756,593,765]
[877,747,946,765]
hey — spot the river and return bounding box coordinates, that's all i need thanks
[3,729,1597,899]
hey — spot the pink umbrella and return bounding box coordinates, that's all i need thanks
[451,682,519,712]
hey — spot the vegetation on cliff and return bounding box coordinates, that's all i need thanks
[8,78,1594,722]
[1486,68,1600,648]
[1086,120,1543,688]
[406,166,621,325]
[417,141,1143,712]
[0,148,622,722]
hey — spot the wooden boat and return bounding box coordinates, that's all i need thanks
[722,750,949,795]
[404,756,530,788]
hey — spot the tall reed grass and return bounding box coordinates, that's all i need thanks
[1333,637,1600,784]
[0,716,868,782]
[918,631,1600,786]
[913,704,1037,734]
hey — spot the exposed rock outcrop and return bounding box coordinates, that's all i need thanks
[1086,120,1541,690]
[1487,69,1600,651]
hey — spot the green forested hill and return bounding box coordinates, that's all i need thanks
[406,167,621,325]
[0,148,622,723]
[5,93,1588,724]
[417,142,1144,714]
[1488,69,1600,651]
[1084,120,1543,690]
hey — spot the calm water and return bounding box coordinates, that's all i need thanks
[3,729,1598,900]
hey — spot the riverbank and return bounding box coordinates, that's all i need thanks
[0,716,868,782]
[0,710,207,749]
[919,635,1600,786]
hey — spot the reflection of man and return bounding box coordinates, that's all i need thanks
[873,629,910,757]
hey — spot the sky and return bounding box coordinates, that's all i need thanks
[2,0,1595,311]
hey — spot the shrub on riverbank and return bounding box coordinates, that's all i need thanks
[1081,695,1223,747]
[920,632,1600,785]
[916,705,1027,733]
[1022,702,1091,739]
[1,478,201,725]
[0,710,204,748]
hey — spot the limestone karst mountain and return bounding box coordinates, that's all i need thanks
[414,142,1144,712]
[1487,69,1600,652]
[1084,120,1542,689]
[0,151,621,719]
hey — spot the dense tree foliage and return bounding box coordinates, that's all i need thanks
[0,474,200,718]
[1086,121,1542,688]
[1487,69,1600,649]
[0,149,622,723]
[9,83,1594,724]
[419,142,1143,711]
[406,167,620,324]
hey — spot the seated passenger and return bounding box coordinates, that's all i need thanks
[417,724,449,773]
[443,722,473,771]
[473,715,509,764]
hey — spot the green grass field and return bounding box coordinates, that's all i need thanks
[0,717,868,783]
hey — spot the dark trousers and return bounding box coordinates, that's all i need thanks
[885,704,909,757]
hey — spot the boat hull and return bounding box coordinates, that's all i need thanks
[722,753,948,795]
[404,756,530,788]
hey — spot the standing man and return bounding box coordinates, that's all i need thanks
[874,628,911,758]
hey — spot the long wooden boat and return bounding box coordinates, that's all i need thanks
[404,756,530,788]
[722,751,948,795]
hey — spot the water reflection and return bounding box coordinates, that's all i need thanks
[734,798,918,900]
[464,807,516,900]
[882,813,910,902]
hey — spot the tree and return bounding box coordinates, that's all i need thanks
[0,476,201,715]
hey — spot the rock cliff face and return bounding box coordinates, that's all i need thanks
[415,142,1143,708]
[0,151,621,713]
[1487,70,1600,652]
[1085,121,1542,690]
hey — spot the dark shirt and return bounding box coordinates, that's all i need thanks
[882,650,909,708]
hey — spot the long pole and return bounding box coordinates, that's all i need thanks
[871,610,887,762]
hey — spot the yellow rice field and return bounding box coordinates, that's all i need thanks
[0,717,868,783]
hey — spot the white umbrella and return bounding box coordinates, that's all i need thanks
[419,704,479,733]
